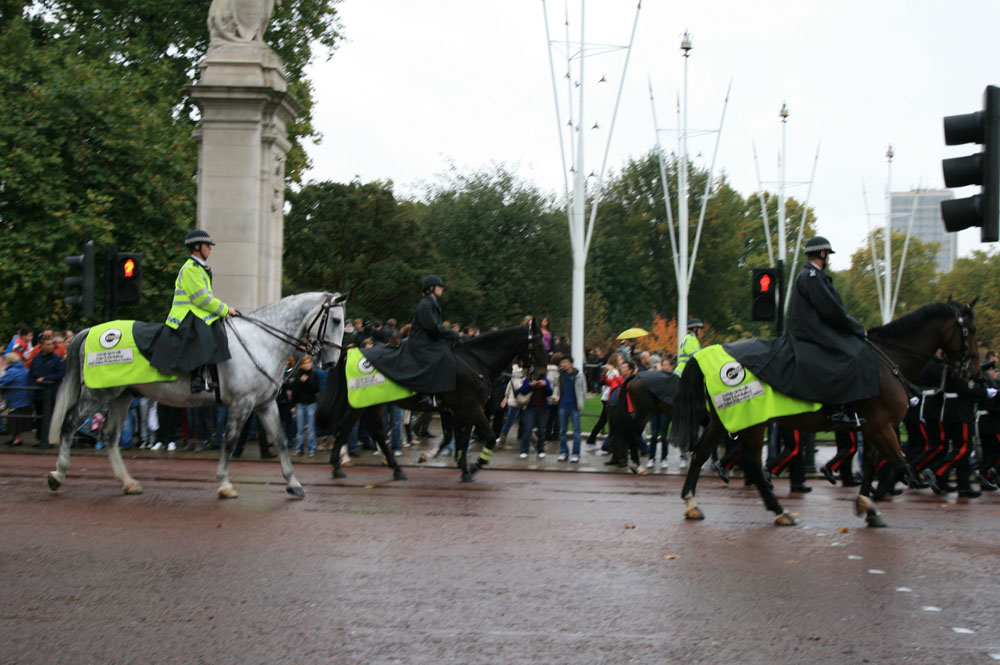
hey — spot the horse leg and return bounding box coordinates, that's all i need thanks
[364,408,406,481]
[257,400,305,499]
[103,393,143,495]
[741,430,794,526]
[682,419,725,520]
[213,401,252,499]
[855,424,898,528]
[456,422,476,482]
[48,392,104,491]
[460,407,495,476]
[329,409,360,479]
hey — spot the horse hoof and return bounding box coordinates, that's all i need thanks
[684,506,705,520]
[218,486,239,499]
[774,511,796,527]
[460,471,475,483]
[286,486,305,499]
[46,472,61,491]
[393,469,407,481]
[865,513,887,528]
[123,483,143,495]
[855,495,873,518]
[332,469,347,479]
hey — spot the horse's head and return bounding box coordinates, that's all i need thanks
[518,317,549,379]
[941,296,980,383]
[308,292,348,370]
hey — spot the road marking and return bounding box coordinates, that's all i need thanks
[922,606,942,612]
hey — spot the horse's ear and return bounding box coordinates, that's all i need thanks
[947,294,954,303]
[334,293,349,305]
[969,296,979,309]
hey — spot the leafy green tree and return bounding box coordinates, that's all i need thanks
[417,165,571,329]
[839,231,940,329]
[938,249,1000,351]
[283,180,434,322]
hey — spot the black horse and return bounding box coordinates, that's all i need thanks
[316,321,548,482]
[605,371,679,472]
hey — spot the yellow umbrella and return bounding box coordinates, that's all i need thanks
[617,327,650,340]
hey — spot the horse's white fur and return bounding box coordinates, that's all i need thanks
[48,292,345,498]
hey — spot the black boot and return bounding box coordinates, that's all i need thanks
[417,394,440,409]
[828,405,864,428]
[190,368,206,394]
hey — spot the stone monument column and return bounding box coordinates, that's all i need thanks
[189,0,299,311]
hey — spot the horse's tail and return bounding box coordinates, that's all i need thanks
[48,330,88,444]
[673,357,709,453]
[316,349,349,434]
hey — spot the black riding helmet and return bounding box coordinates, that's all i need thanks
[422,274,444,294]
[804,236,835,255]
[185,229,215,248]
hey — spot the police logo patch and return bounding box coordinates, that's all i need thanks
[357,357,376,375]
[100,328,123,349]
[719,361,746,387]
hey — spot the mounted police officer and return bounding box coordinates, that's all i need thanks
[148,229,240,393]
[364,274,460,407]
[675,318,703,376]
[788,236,872,427]
[724,236,879,429]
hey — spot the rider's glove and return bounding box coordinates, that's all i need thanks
[987,387,998,399]
[909,396,920,407]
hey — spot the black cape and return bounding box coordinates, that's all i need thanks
[724,264,878,404]
[143,316,231,374]
[363,294,459,394]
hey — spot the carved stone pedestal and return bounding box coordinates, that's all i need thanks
[190,42,300,311]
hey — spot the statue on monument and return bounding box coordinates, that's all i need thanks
[208,0,282,44]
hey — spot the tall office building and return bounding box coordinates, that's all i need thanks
[890,189,957,274]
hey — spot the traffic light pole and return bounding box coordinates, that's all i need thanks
[775,259,786,336]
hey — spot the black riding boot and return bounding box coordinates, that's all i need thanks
[417,394,440,409]
[190,367,206,394]
[828,404,864,429]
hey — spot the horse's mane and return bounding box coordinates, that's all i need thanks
[246,292,327,324]
[457,324,525,352]
[867,301,957,340]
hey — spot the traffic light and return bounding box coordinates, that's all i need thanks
[112,252,142,307]
[64,240,95,318]
[941,85,1000,242]
[751,267,779,321]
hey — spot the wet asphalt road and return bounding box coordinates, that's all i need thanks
[1,453,999,665]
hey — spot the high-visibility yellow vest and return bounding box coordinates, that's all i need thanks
[165,258,229,329]
[675,332,701,376]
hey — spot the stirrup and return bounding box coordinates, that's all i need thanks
[418,394,439,409]
[828,407,864,429]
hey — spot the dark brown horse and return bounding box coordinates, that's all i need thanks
[316,321,548,482]
[673,299,979,527]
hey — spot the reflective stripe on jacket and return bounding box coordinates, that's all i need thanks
[675,333,700,376]
[165,258,229,329]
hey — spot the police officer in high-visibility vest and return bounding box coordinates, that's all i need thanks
[674,318,703,376]
[149,229,240,392]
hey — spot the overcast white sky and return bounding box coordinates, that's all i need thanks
[304,0,1000,263]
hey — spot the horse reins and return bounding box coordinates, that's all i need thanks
[225,293,343,391]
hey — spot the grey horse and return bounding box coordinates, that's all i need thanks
[46,292,347,499]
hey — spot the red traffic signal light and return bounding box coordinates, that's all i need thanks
[112,252,142,307]
[751,267,779,321]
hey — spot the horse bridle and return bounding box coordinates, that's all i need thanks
[942,305,976,382]
[237,292,344,358]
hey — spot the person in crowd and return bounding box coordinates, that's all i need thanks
[646,354,677,470]
[553,334,571,358]
[5,324,32,365]
[543,352,563,443]
[1,352,32,445]
[821,430,861,487]
[148,229,240,393]
[908,351,947,478]
[603,360,634,466]
[587,354,620,450]
[977,358,1000,491]
[292,354,321,457]
[517,370,552,459]
[922,366,993,497]
[554,355,586,463]
[27,334,64,447]
[766,425,813,493]
[497,362,527,449]
[539,316,554,354]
